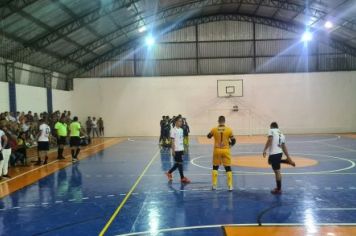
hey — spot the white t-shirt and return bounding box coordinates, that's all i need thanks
[171,127,184,151]
[268,128,286,155]
[38,124,51,142]
[0,129,4,150]
[92,120,98,128]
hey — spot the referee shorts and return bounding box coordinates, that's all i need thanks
[70,136,81,147]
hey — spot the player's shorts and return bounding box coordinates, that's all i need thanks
[70,136,81,147]
[174,151,184,163]
[268,153,283,170]
[37,141,49,151]
[213,148,231,166]
[57,136,67,145]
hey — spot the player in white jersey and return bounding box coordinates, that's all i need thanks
[37,119,51,165]
[165,116,191,184]
[263,122,295,194]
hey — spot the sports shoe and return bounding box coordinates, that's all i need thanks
[72,158,78,163]
[2,174,11,179]
[34,160,42,166]
[212,185,217,191]
[57,156,65,160]
[181,177,191,184]
[165,172,173,182]
[228,186,233,192]
[271,188,282,195]
[288,159,296,167]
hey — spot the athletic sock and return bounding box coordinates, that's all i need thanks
[57,148,61,157]
[212,170,218,186]
[75,148,80,158]
[276,180,282,190]
[178,164,184,179]
[227,171,233,188]
[59,148,64,158]
[71,149,75,158]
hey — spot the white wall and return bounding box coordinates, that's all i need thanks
[52,89,73,112]
[0,82,9,111]
[72,72,356,137]
[16,84,47,113]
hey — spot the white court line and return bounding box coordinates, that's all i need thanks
[317,141,356,153]
[115,223,356,236]
[0,139,118,185]
[190,152,356,175]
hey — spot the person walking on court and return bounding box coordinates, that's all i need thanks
[91,117,99,138]
[36,119,51,165]
[55,116,68,160]
[98,117,104,136]
[165,116,191,184]
[69,117,82,163]
[263,122,296,195]
[207,116,236,191]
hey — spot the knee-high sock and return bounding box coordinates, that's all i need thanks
[71,149,75,158]
[212,170,218,186]
[75,148,80,158]
[178,163,184,179]
[227,171,233,187]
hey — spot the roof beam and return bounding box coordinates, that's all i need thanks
[54,0,356,72]
[69,13,356,77]
[0,0,38,19]
[9,0,140,57]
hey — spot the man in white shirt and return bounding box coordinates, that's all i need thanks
[165,116,191,184]
[263,122,295,194]
[37,119,51,165]
[91,117,99,138]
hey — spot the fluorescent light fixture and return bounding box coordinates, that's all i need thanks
[145,35,155,46]
[324,21,333,29]
[138,26,146,33]
[301,31,313,42]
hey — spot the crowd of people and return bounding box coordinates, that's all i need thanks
[0,110,105,181]
[159,115,190,148]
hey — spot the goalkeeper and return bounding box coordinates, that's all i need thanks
[207,116,236,191]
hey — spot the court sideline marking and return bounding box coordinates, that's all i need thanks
[99,149,160,236]
[115,223,356,236]
[0,138,119,185]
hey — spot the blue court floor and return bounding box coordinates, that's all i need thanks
[1,135,356,236]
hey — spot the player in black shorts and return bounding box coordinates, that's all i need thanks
[263,122,296,194]
[37,119,51,165]
[69,117,83,163]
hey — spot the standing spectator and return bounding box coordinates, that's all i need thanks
[98,117,104,136]
[91,117,99,138]
[55,116,67,160]
[26,111,34,122]
[16,132,28,166]
[182,118,190,148]
[86,117,92,137]
[0,124,11,179]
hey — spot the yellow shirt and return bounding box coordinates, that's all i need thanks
[55,122,67,136]
[69,122,81,137]
[210,125,234,149]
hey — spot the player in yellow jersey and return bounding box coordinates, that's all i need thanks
[207,116,236,191]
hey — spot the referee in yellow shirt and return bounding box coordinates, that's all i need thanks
[207,116,236,191]
[69,117,83,163]
[55,116,68,160]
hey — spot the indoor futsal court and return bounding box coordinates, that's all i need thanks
[1,0,356,236]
